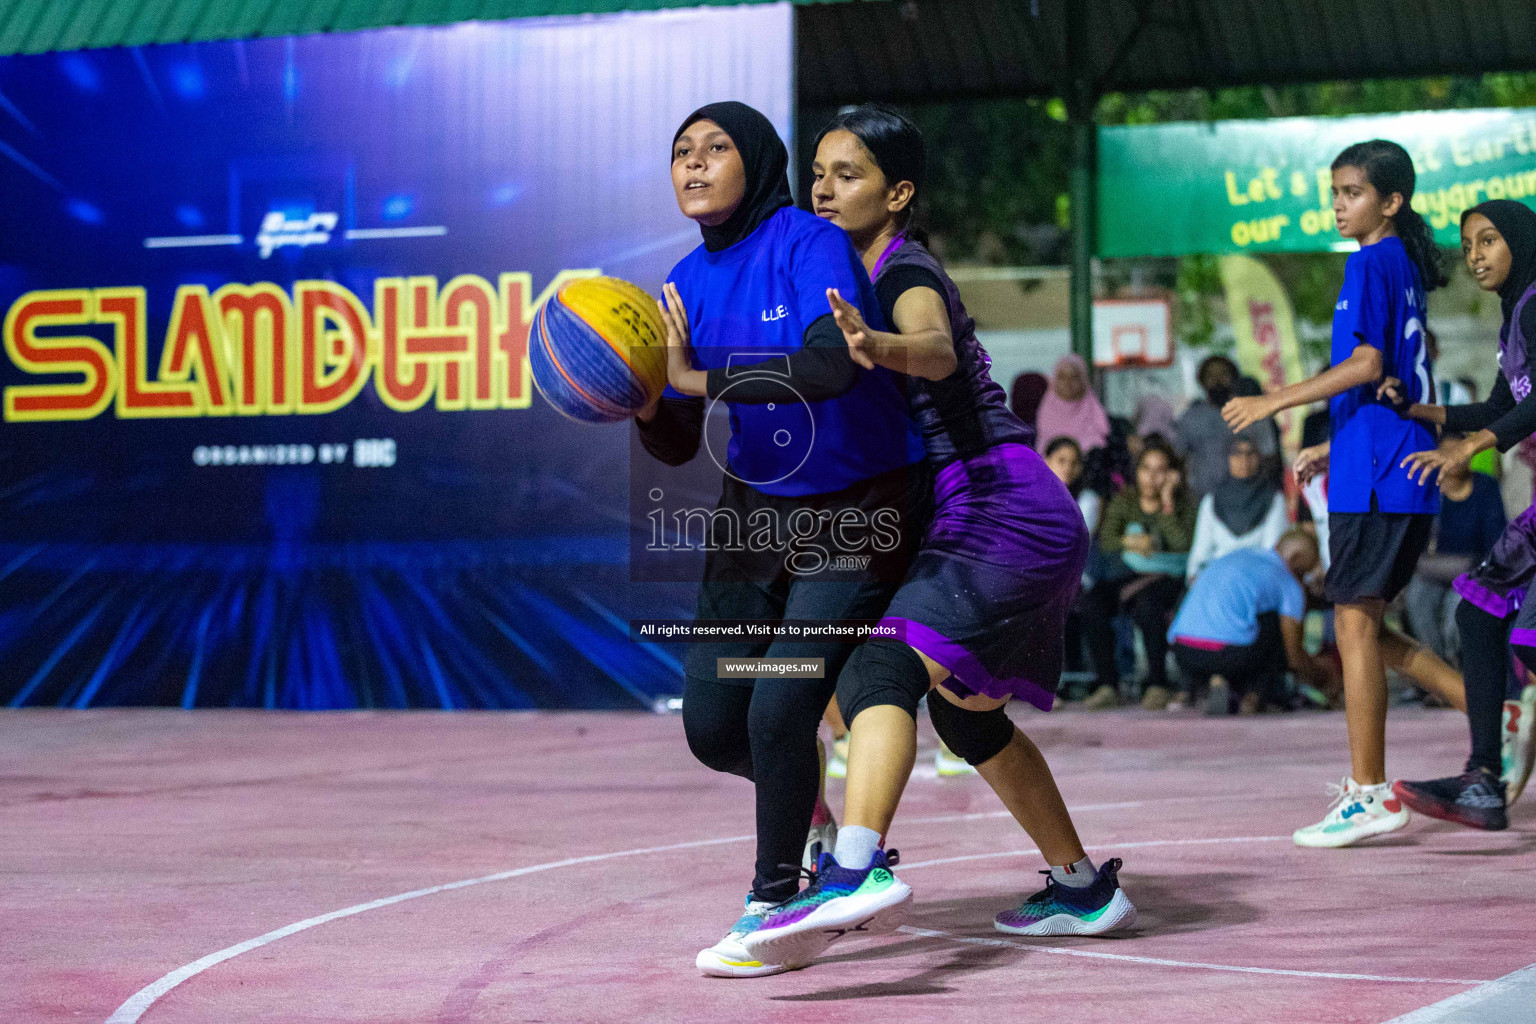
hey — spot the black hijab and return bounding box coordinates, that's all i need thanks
[1465,199,1536,322]
[1211,435,1275,536]
[673,101,793,252]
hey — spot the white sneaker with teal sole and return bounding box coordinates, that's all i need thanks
[1503,686,1536,806]
[696,896,798,978]
[742,850,911,966]
[1293,777,1409,848]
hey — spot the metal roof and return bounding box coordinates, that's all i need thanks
[3,0,1533,101]
[0,0,848,55]
[796,0,1536,106]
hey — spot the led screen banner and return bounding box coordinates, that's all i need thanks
[1098,107,1536,258]
[0,5,793,708]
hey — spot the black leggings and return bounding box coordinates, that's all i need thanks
[1084,573,1184,691]
[682,578,896,903]
[1171,611,1285,705]
[1455,600,1536,775]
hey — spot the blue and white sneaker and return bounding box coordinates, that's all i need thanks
[695,894,799,978]
[993,858,1137,936]
[1293,776,1408,848]
[741,850,911,966]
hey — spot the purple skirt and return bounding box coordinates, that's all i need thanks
[876,443,1089,710]
[1454,503,1536,648]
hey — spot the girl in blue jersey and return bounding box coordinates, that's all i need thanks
[1381,200,1536,829]
[740,105,1135,969]
[637,101,930,978]
[1224,140,1445,848]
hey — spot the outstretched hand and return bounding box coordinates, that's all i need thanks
[1221,393,1276,434]
[1400,439,1471,487]
[1376,376,1413,416]
[657,282,701,394]
[827,288,877,370]
[1294,442,1329,485]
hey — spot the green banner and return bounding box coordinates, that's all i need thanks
[1097,107,1536,258]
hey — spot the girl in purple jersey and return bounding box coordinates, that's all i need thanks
[1381,200,1536,829]
[1224,140,1446,849]
[741,105,1135,970]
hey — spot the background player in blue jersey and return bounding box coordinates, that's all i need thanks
[636,101,930,977]
[1224,140,1446,848]
[1381,200,1536,829]
[742,106,1134,970]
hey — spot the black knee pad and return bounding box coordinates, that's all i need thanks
[835,640,930,727]
[927,696,1015,766]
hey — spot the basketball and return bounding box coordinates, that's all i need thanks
[531,276,669,424]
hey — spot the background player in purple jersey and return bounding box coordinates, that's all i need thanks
[1224,140,1446,848]
[741,106,1135,971]
[1381,199,1536,829]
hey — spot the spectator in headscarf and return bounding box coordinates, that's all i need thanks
[1010,372,1049,439]
[1036,354,1110,453]
[1186,433,1289,580]
[1134,394,1177,447]
[1175,355,1278,498]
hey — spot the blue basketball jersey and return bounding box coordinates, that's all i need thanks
[1328,235,1439,515]
[665,206,925,496]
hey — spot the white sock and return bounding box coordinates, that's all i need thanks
[1051,855,1096,888]
[1352,778,1391,794]
[832,826,881,869]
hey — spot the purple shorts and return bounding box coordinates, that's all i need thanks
[876,443,1089,710]
[1454,503,1536,648]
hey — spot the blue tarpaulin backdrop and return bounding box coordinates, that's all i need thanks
[0,5,792,708]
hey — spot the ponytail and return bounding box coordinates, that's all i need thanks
[1394,205,1448,292]
[1332,139,1447,292]
[815,104,929,246]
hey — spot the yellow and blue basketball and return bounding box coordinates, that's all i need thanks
[531,276,669,424]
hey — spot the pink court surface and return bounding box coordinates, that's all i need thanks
[5,706,1534,1024]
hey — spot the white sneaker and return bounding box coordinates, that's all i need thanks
[827,735,848,779]
[1293,777,1409,848]
[804,816,838,872]
[935,742,978,776]
[1502,685,1536,805]
[696,896,797,978]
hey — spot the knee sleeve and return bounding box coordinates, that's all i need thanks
[835,640,930,727]
[926,696,1015,766]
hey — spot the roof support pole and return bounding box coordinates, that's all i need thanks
[1065,5,1096,370]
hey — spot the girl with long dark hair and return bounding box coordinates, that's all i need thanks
[1381,199,1536,827]
[739,104,1135,969]
[1225,139,1444,847]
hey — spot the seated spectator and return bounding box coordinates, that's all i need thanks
[1186,434,1289,580]
[1043,436,1100,535]
[1035,354,1110,454]
[1081,437,1196,710]
[1134,394,1177,448]
[1169,531,1339,716]
[1402,444,1507,667]
[1044,436,1098,687]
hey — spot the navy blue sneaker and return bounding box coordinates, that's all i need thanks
[1394,768,1508,831]
[994,857,1137,936]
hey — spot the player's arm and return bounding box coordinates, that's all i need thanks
[1222,343,1382,433]
[636,394,705,465]
[829,286,957,381]
[1281,615,1335,689]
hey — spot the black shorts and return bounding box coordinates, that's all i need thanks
[1325,508,1433,605]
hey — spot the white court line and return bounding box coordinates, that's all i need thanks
[1381,962,1536,1022]
[104,833,751,1024]
[103,824,1496,1023]
[897,927,1485,986]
